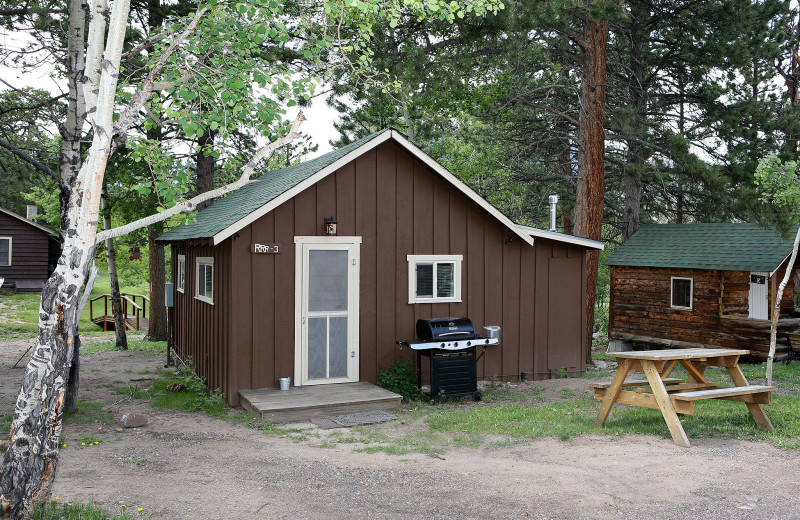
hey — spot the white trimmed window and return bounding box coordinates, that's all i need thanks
[0,237,10,266]
[407,255,462,304]
[195,257,214,304]
[176,255,186,293]
[670,277,693,310]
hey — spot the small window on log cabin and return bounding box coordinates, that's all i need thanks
[670,277,693,310]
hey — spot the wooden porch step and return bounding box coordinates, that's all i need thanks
[91,314,150,331]
[671,385,775,403]
[239,382,403,424]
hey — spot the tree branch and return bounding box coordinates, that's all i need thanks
[111,6,208,152]
[0,138,58,179]
[95,112,306,243]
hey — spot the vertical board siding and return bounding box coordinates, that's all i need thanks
[0,212,56,288]
[170,140,590,403]
[170,241,229,400]
[357,150,379,380]
[376,143,397,371]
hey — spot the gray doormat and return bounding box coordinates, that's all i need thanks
[313,410,397,429]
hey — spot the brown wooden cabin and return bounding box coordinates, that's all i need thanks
[157,130,604,405]
[0,207,61,292]
[606,223,800,361]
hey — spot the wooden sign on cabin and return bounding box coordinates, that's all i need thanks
[251,243,280,254]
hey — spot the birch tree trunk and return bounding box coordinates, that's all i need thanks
[573,11,608,366]
[767,227,800,385]
[0,0,131,513]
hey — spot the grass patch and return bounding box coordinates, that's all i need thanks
[352,361,800,456]
[110,364,226,418]
[0,272,149,339]
[30,501,140,520]
[1,413,12,431]
[82,340,166,355]
[63,400,114,425]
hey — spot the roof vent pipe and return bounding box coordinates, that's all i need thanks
[26,205,37,220]
[548,195,559,232]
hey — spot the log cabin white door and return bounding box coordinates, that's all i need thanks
[294,237,360,386]
[748,271,769,320]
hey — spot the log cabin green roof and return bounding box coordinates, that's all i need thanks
[156,131,384,242]
[605,223,797,272]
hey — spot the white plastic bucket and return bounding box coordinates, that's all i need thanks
[279,377,291,391]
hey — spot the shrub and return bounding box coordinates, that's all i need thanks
[378,360,421,401]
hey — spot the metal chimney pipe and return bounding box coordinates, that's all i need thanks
[26,205,37,220]
[548,195,559,232]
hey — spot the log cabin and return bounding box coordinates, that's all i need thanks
[157,129,604,405]
[606,223,800,360]
[0,207,60,292]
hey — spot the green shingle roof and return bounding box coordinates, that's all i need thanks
[157,131,386,242]
[605,223,798,272]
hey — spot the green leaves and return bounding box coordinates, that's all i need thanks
[756,155,800,216]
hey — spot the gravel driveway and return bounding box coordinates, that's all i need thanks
[1,337,799,520]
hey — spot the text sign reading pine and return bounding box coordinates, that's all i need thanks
[251,243,281,254]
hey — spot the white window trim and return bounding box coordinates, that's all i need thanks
[407,254,462,304]
[670,276,693,310]
[176,254,185,293]
[0,237,11,266]
[195,257,214,304]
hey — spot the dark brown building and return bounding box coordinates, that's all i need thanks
[158,130,604,405]
[0,208,60,292]
[606,223,800,360]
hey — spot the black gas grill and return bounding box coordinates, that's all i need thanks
[397,317,499,402]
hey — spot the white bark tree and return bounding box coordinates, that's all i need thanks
[0,1,505,516]
[756,155,800,386]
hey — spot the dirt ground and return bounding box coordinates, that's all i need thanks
[2,336,800,520]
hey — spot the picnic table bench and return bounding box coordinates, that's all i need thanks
[592,348,775,447]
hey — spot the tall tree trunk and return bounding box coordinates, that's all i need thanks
[59,0,88,417]
[573,12,608,366]
[195,129,216,211]
[621,1,647,242]
[0,0,131,512]
[147,225,168,341]
[103,184,128,350]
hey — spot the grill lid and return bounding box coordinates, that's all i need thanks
[416,317,476,342]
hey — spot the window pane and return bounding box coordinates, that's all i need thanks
[308,317,327,379]
[329,316,348,378]
[204,264,213,299]
[416,263,433,297]
[672,279,690,308]
[436,263,454,297]
[0,239,8,265]
[309,250,348,312]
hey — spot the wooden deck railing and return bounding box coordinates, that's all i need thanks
[89,293,150,331]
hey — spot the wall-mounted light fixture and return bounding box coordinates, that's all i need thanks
[324,216,338,236]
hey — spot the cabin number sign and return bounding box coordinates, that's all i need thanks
[251,243,280,254]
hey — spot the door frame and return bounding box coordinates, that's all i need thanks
[748,271,769,320]
[293,236,361,386]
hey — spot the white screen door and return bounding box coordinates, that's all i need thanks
[748,271,769,320]
[295,237,360,385]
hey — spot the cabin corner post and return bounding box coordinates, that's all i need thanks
[608,265,616,340]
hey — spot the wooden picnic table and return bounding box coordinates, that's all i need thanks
[592,348,775,447]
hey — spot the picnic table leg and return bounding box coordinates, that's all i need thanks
[642,360,691,447]
[594,359,632,427]
[678,359,708,384]
[725,364,774,431]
